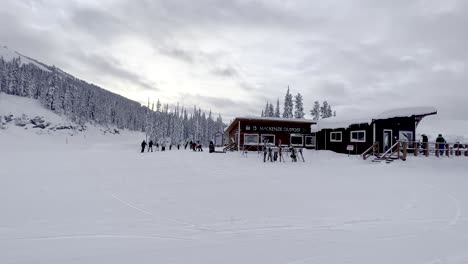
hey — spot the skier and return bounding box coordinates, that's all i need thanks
[148,140,154,152]
[197,141,203,152]
[435,134,446,156]
[169,144,172,150]
[177,144,180,150]
[267,146,273,162]
[290,147,297,162]
[141,140,147,153]
[209,141,215,153]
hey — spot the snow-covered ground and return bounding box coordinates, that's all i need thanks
[2,132,468,263]
[2,94,468,263]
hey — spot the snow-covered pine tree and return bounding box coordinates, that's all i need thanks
[294,93,304,118]
[275,99,281,117]
[282,86,294,118]
[264,102,270,117]
[320,101,332,119]
[310,101,320,120]
[268,102,275,117]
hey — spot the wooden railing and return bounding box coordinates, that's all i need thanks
[380,141,403,161]
[223,142,238,152]
[402,141,468,157]
[362,142,379,160]
[364,141,468,161]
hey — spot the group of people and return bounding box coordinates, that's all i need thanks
[140,139,213,153]
[140,140,180,153]
[419,134,466,155]
[184,140,204,152]
[260,139,304,162]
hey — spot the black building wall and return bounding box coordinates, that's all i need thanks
[316,116,419,154]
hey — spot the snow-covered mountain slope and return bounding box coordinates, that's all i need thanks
[0,45,51,71]
[0,93,144,146]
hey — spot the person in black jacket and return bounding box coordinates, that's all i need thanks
[148,140,154,152]
[209,141,215,153]
[435,134,446,156]
[141,140,147,153]
[420,134,428,153]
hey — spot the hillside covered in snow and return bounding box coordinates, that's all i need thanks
[0,46,225,144]
[0,92,145,146]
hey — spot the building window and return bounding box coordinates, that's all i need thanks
[244,134,259,145]
[290,134,303,146]
[261,134,275,144]
[305,135,316,147]
[330,131,342,142]
[399,131,414,142]
[350,130,366,143]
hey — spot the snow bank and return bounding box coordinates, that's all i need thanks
[0,92,65,124]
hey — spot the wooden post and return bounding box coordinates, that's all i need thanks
[414,142,418,156]
[402,142,408,161]
[424,143,429,157]
[435,143,439,157]
[446,144,450,157]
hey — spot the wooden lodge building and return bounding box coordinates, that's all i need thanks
[224,117,317,151]
[225,107,437,155]
[312,107,437,154]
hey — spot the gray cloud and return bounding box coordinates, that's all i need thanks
[67,50,158,91]
[1,0,468,121]
[212,66,238,78]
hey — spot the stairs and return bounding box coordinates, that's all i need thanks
[223,143,238,152]
[372,156,399,163]
[365,141,404,164]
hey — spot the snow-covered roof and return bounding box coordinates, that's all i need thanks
[313,106,437,131]
[234,116,316,123]
[375,107,437,120]
[0,46,51,72]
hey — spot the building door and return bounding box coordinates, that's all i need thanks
[383,130,392,152]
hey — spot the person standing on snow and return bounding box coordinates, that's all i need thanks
[209,141,215,153]
[148,140,154,152]
[436,134,446,156]
[420,134,428,153]
[141,140,147,153]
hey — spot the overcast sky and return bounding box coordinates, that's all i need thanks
[1,0,467,121]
